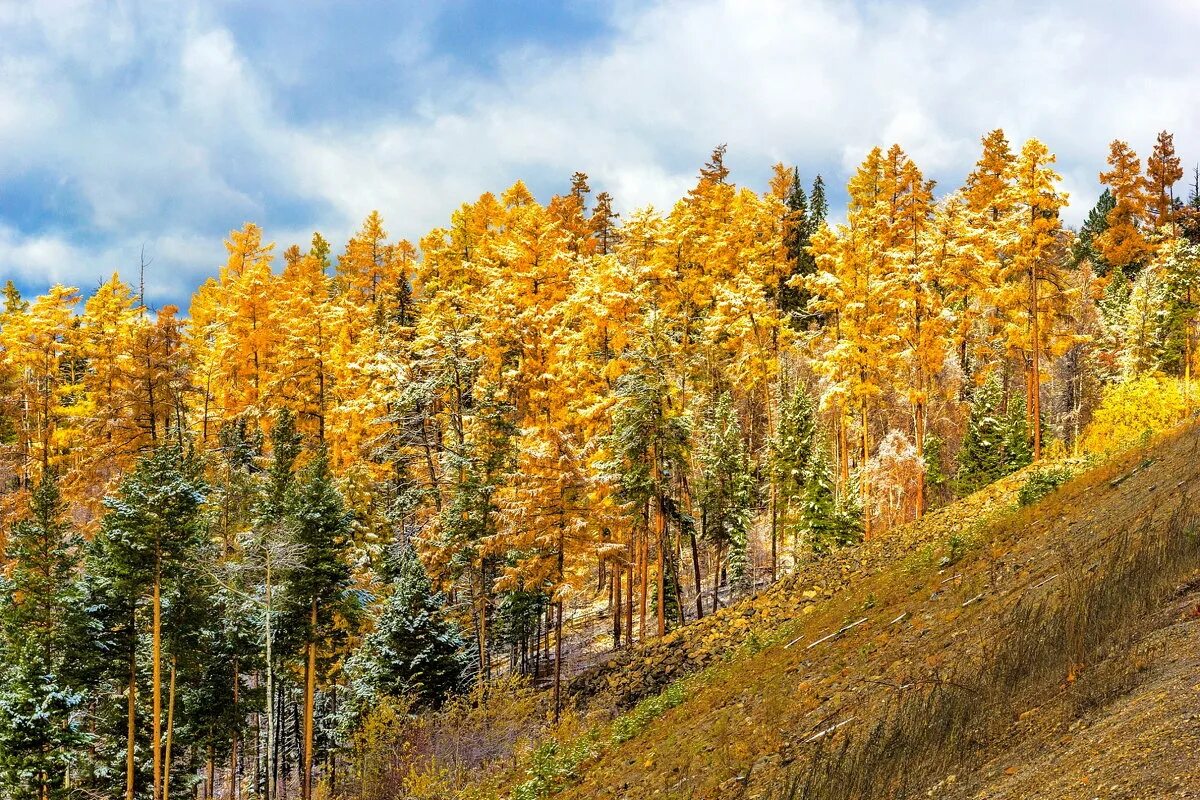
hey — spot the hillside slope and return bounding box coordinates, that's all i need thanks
[480,425,1200,800]
[944,583,1200,799]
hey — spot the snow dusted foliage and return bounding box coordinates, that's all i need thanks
[1120,263,1169,377]
[862,430,923,530]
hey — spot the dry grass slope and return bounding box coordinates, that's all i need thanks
[456,424,1200,800]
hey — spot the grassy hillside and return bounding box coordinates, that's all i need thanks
[455,425,1200,800]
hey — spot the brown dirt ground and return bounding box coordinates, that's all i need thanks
[535,424,1200,800]
[945,583,1200,800]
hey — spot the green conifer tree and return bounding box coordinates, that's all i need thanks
[779,168,810,317]
[280,447,356,800]
[956,377,1033,495]
[801,444,861,554]
[345,544,467,715]
[771,383,817,509]
[84,444,208,800]
[696,393,753,597]
[0,475,87,800]
[1073,189,1116,274]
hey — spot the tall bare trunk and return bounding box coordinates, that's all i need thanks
[655,512,665,638]
[164,657,177,800]
[266,555,276,800]
[688,529,703,620]
[915,400,926,518]
[839,407,849,489]
[302,602,317,800]
[552,601,563,724]
[638,522,648,640]
[769,482,778,581]
[153,562,162,800]
[472,568,482,681]
[625,562,634,648]
[206,745,214,800]
[711,542,723,615]
[861,404,871,539]
[127,626,136,800]
[231,657,239,800]
[612,566,622,649]
[1030,262,1041,461]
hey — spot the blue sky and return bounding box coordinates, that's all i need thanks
[2,0,1199,308]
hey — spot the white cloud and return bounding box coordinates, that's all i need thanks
[0,225,84,286]
[2,0,1200,301]
[275,0,1200,233]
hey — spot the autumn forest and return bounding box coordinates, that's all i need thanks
[1,129,1198,799]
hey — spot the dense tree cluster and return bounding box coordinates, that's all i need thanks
[0,130,1196,797]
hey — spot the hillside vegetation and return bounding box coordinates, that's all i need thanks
[3,128,1199,799]
[445,425,1200,799]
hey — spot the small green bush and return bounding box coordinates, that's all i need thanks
[610,681,687,745]
[511,680,687,800]
[511,733,600,800]
[1017,466,1072,506]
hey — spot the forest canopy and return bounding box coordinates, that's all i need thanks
[1,129,1197,799]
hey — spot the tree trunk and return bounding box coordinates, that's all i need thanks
[711,543,723,615]
[476,568,488,681]
[127,618,137,800]
[275,682,285,800]
[302,601,317,800]
[837,406,849,494]
[1030,264,1042,461]
[266,555,276,800]
[656,508,666,638]
[638,521,648,641]
[153,561,163,800]
[164,657,177,800]
[689,529,703,620]
[231,657,240,800]
[533,605,542,678]
[625,562,634,648]
[612,565,622,649]
[206,745,215,800]
[769,481,778,581]
[914,400,926,518]
[672,543,685,628]
[552,601,564,723]
[861,403,871,539]
[328,684,338,796]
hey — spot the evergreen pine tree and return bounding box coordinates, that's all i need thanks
[922,434,948,508]
[781,173,829,326]
[345,544,467,715]
[279,447,356,800]
[0,475,87,800]
[607,320,690,631]
[1073,190,1116,274]
[245,408,302,800]
[1003,393,1035,472]
[1161,240,1200,378]
[771,383,817,566]
[956,377,1033,495]
[779,168,810,318]
[955,377,1010,495]
[696,393,753,597]
[492,582,549,676]
[809,174,828,230]
[801,444,861,554]
[772,383,817,508]
[83,444,208,800]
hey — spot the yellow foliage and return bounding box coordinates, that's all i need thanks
[1081,374,1190,455]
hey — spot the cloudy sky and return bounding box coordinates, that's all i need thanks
[2,0,1198,307]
